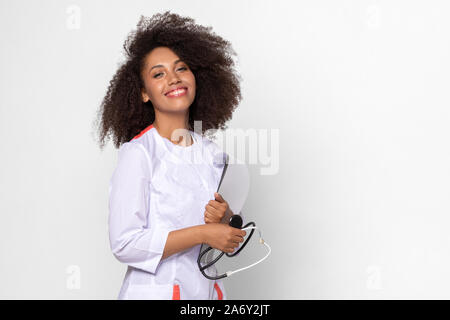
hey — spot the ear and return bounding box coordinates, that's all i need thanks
[141,89,150,103]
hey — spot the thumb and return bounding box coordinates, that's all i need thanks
[214,192,224,202]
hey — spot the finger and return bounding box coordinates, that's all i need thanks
[232,235,244,243]
[228,242,240,250]
[204,211,219,222]
[205,204,223,218]
[204,212,213,222]
[206,200,222,210]
[231,236,244,244]
[214,194,229,210]
[204,211,213,218]
[230,240,241,248]
[203,212,212,222]
[231,228,246,236]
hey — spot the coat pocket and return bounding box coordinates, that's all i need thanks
[125,283,174,300]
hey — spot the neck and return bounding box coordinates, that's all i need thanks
[153,111,193,146]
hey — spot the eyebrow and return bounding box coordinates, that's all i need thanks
[150,59,182,71]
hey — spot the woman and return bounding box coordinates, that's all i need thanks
[94,11,246,299]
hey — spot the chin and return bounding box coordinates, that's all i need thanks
[165,103,191,113]
[168,99,193,110]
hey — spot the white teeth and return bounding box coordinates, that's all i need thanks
[167,88,186,96]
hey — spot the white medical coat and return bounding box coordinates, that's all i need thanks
[108,124,228,300]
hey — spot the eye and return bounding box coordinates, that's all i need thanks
[153,66,188,79]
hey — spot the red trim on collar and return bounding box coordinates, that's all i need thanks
[131,124,154,141]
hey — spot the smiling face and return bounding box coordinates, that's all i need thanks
[140,46,196,115]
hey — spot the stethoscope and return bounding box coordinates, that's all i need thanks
[197,154,271,280]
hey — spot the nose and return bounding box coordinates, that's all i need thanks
[167,70,181,86]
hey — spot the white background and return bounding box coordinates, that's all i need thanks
[1,0,449,299]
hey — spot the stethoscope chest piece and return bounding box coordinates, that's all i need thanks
[229,214,242,228]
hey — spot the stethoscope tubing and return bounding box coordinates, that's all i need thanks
[197,225,270,280]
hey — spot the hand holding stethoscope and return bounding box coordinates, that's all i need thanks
[198,211,271,280]
[198,154,271,280]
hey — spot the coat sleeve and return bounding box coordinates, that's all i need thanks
[108,142,172,274]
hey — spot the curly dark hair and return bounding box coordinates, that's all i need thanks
[93,11,242,150]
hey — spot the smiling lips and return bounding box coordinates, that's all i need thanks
[165,87,188,98]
